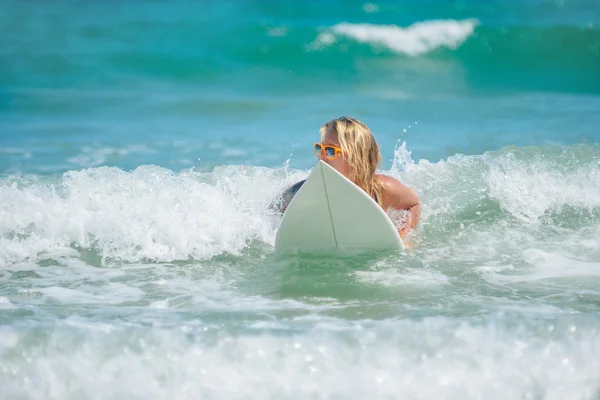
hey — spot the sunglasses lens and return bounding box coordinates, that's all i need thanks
[324,146,336,159]
[314,144,322,156]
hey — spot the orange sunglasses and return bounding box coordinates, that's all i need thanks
[314,143,344,160]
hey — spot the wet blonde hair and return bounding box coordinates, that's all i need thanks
[319,116,384,206]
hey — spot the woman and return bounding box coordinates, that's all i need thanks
[279,116,419,238]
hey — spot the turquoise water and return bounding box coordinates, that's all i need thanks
[1,1,600,398]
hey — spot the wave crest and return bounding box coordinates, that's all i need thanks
[330,19,479,56]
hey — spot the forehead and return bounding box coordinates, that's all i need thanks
[321,128,340,146]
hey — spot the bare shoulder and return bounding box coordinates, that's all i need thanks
[377,174,401,187]
[377,174,411,194]
[376,174,419,210]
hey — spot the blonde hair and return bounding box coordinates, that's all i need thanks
[319,116,384,206]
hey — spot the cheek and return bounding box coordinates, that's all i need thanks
[340,156,351,171]
[333,157,352,176]
[323,157,344,170]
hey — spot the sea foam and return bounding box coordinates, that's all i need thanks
[330,19,479,56]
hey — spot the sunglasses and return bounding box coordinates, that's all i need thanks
[314,143,344,160]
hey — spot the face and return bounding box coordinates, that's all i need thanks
[317,128,352,179]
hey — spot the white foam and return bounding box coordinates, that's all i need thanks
[0,327,19,351]
[0,297,17,310]
[354,268,450,287]
[64,316,116,333]
[330,19,479,56]
[38,283,143,304]
[489,250,600,284]
[0,165,306,265]
[149,300,169,309]
[1,319,598,399]
[488,155,600,223]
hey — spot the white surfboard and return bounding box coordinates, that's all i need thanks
[274,161,404,253]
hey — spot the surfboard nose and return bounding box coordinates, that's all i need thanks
[275,161,403,253]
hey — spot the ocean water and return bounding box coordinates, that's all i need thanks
[1,0,600,398]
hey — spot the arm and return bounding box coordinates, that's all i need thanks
[379,175,420,238]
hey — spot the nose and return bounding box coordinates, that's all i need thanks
[317,154,332,166]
